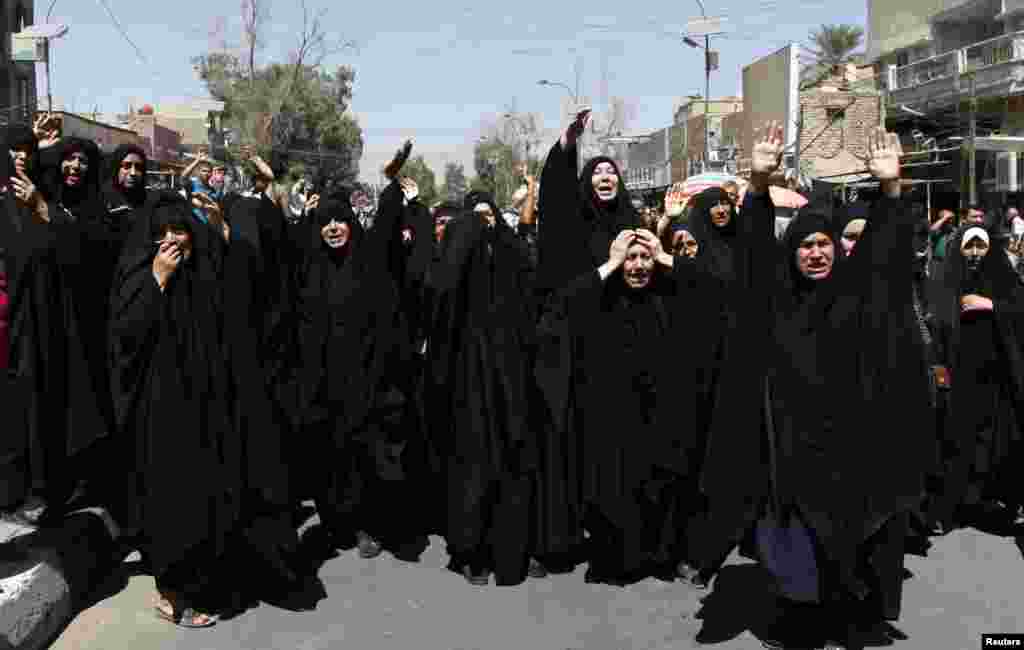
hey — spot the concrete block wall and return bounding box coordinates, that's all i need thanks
[798,90,881,172]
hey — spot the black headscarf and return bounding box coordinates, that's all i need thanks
[48,138,103,217]
[774,205,843,327]
[535,146,638,293]
[277,182,411,442]
[108,192,236,573]
[688,187,739,283]
[104,144,148,209]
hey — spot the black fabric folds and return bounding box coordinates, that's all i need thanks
[424,191,539,583]
[687,187,739,283]
[108,194,238,575]
[928,225,1024,522]
[766,195,931,601]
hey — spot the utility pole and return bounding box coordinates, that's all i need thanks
[968,72,977,207]
[704,35,711,173]
[793,105,803,188]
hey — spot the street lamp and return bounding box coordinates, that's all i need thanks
[537,79,578,103]
[683,0,725,173]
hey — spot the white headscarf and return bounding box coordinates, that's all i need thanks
[960,226,990,251]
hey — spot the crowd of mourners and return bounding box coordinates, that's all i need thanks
[1,106,1022,650]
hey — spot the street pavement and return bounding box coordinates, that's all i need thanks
[50,523,1024,650]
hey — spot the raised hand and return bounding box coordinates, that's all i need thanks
[33,113,61,148]
[665,181,688,218]
[751,121,785,177]
[400,177,419,203]
[10,169,39,208]
[866,127,902,181]
[562,107,592,148]
[384,140,413,180]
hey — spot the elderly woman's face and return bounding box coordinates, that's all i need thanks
[796,232,834,280]
[591,162,619,202]
[623,241,655,290]
[321,218,351,249]
[672,230,699,258]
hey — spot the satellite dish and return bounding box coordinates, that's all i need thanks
[19,24,69,39]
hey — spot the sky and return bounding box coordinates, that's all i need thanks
[39,0,866,184]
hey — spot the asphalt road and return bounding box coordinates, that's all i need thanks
[50,525,1024,650]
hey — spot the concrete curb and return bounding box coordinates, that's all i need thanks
[0,521,71,650]
[0,511,120,650]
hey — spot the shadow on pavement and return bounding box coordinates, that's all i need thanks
[693,562,777,644]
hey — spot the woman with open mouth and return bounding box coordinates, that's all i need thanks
[531,107,641,574]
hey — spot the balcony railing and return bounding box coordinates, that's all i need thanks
[889,30,1024,91]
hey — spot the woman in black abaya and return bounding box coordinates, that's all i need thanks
[928,225,1024,530]
[532,109,640,569]
[700,125,931,649]
[275,175,424,561]
[109,194,237,627]
[424,191,540,585]
[1,132,111,519]
[539,226,701,584]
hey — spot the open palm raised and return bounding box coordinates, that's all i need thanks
[751,121,785,176]
[866,127,902,180]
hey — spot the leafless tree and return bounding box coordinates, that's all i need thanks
[240,0,268,83]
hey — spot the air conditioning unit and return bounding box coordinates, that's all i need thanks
[996,152,1021,192]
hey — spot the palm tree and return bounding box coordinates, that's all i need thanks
[802,24,865,89]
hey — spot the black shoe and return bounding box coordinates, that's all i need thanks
[676,561,711,589]
[356,530,382,559]
[527,558,548,579]
[462,565,489,586]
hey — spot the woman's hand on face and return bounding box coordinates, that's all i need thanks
[152,241,183,290]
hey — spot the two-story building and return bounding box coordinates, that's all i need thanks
[870,0,1024,202]
[672,96,744,179]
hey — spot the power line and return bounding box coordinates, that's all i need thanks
[95,0,148,66]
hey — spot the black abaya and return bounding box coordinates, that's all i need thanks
[531,140,639,564]
[1,135,110,512]
[538,255,703,583]
[424,193,539,584]
[275,182,423,552]
[928,225,1024,525]
[108,195,238,580]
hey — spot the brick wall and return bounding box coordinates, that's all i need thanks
[797,90,881,176]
